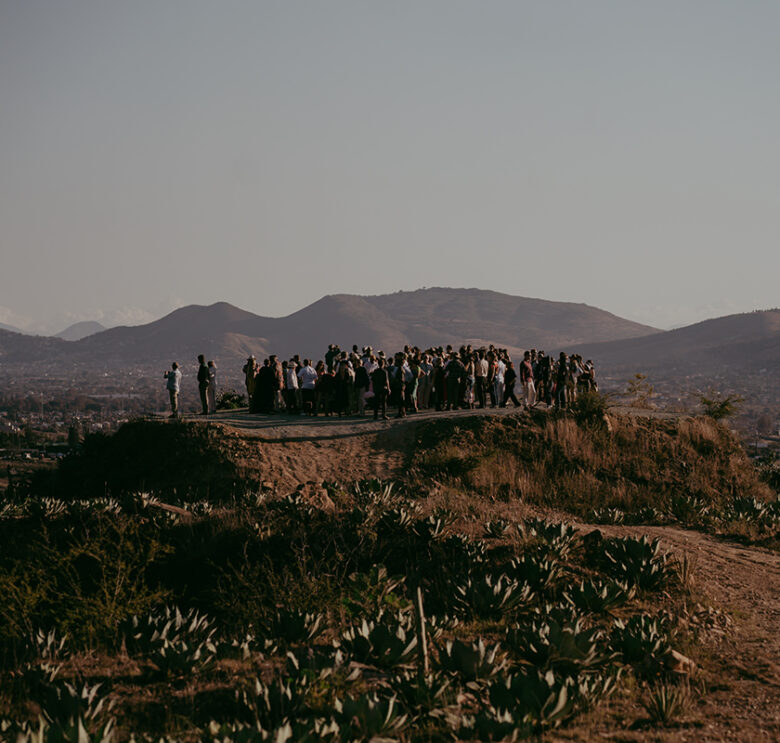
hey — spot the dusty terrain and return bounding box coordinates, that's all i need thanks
[197,407,780,742]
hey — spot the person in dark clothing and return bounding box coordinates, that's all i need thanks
[197,354,210,414]
[445,354,465,410]
[555,352,570,409]
[370,358,391,420]
[355,362,370,416]
[501,361,522,407]
[394,357,407,418]
[253,359,275,413]
[315,369,336,416]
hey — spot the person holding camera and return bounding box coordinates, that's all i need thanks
[164,362,181,418]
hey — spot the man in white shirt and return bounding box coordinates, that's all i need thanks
[297,359,318,416]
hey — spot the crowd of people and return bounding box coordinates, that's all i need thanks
[239,343,597,420]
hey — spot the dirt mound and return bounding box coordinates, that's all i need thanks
[32,421,252,501]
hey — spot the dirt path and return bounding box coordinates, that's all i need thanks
[560,525,780,742]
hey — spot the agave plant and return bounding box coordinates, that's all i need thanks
[601,536,669,591]
[573,668,622,709]
[609,615,674,677]
[334,693,408,740]
[122,605,219,676]
[435,638,507,684]
[505,616,612,675]
[22,665,115,736]
[455,706,532,742]
[564,578,636,614]
[484,519,512,539]
[453,573,533,620]
[587,508,626,525]
[387,670,453,718]
[519,519,578,559]
[239,675,309,731]
[340,611,418,669]
[263,609,325,645]
[668,494,711,524]
[488,669,573,727]
[413,514,450,540]
[29,628,70,663]
[507,553,562,593]
[5,716,117,743]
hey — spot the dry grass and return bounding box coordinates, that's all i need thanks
[410,411,772,520]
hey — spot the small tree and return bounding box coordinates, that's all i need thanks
[625,373,655,409]
[698,390,743,421]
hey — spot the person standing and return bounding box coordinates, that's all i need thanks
[197,354,210,414]
[207,360,217,413]
[164,362,181,418]
[297,359,318,415]
[475,350,488,408]
[520,351,536,408]
[370,358,391,420]
[242,356,258,408]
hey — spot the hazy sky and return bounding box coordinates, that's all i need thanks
[1,1,778,334]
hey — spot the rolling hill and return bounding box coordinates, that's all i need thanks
[571,309,780,374]
[0,289,659,372]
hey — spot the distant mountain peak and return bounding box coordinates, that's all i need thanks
[55,321,106,341]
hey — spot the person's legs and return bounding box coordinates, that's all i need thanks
[169,389,178,417]
[526,380,536,407]
[199,384,208,414]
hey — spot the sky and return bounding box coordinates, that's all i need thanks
[1,1,778,334]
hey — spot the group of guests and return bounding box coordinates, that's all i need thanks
[241,344,597,420]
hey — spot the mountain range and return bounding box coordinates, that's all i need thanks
[1,289,777,383]
[0,289,656,371]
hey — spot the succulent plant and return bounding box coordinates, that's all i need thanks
[455,707,532,741]
[122,605,218,676]
[240,675,309,731]
[484,519,512,538]
[340,611,418,669]
[263,609,325,645]
[453,573,533,619]
[488,669,574,727]
[609,614,674,677]
[29,628,70,664]
[564,578,636,614]
[334,693,408,739]
[519,519,578,559]
[507,553,562,593]
[4,716,117,743]
[588,508,626,525]
[505,616,612,675]
[387,670,453,717]
[573,668,622,708]
[601,536,669,591]
[435,638,507,683]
